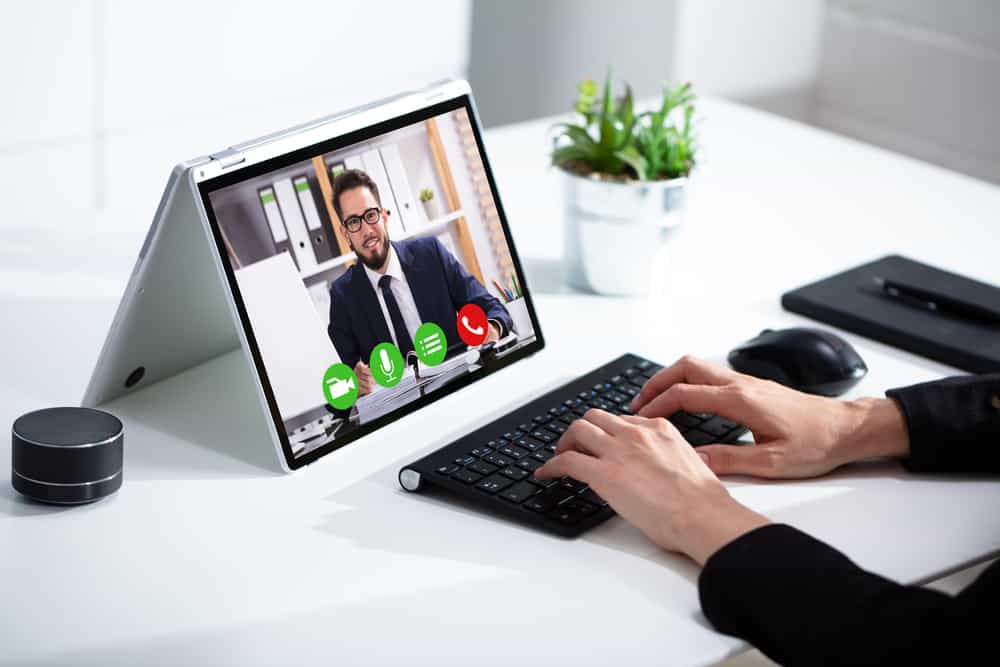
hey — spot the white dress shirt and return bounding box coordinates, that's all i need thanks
[363,246,422,349]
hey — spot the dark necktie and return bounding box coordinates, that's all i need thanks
[378,275,414,357]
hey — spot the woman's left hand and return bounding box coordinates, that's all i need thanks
[536,409,770,565]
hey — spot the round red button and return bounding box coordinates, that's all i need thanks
[456,303,489,346]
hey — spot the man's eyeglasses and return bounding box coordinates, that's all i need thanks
[342,207,382,233]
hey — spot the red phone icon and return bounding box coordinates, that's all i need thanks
[457,304,488,346]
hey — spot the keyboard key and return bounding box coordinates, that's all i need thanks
[547,507,581,525]
[578,390,597,400]
[636,360,652,370]
[532,414,552,425]
[451,469,483,484]
[499,481,539,504]
[716,417,742,431]
[609,374,625,385]
[483,453,512,467]
[700,416,735,437]
[455,455,476,466]
[606,391,630,405]
[669,411,701,429]
[559,413,578,425]
[624,367,640,378]
[619,384,640,398]
[503,431,525,441]
[498,444,530,460]
[468,460,499,476]
[562,498,598,517]
[518,423,533,433]
[579,487,608,507]
[546,498,597,525]
[684,429,715,446]
[499,466,529,481]
[476,474,514,494]
[470,446,493,457]
[558,477,588,493]
[690,412,714,421]
[530,430,555,444]
[523,487,574,512]
[515,437,544,452]
[516,458,543,473]
[544,422,567,437]
[527,475,558,489]
[572,404,590,416]
[436,464,459,476]
[487,438,510,450]
[531,449,555,463]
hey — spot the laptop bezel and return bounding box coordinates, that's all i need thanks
[192,82,546,470]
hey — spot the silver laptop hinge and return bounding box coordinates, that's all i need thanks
[209,148,246,169]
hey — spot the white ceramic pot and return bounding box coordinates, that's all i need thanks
[421,198,441,222]
[561,169,686,295]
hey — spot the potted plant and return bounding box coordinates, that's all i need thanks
[419,187,440,221]
[552,75,696,295]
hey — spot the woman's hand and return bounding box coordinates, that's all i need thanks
[630,356,910,479]
[535,409,769,565]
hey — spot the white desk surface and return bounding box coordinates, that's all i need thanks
[2,98,999,666]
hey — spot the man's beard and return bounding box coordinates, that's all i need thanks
[354,233,390,270]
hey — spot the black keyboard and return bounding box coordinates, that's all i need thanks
[398,353,749,537]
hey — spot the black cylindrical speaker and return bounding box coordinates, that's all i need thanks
[12,407,124,504]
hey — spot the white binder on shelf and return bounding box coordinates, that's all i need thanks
[273,177,318,272]
[258,187,294,262]
[293,176,334,263]
[380,144,419,230]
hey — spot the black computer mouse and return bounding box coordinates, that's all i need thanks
[727,327,868,396]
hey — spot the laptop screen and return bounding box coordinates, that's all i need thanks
[197,93,544,469]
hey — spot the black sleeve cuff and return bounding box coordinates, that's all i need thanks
[699,524,869,641]
[488,318,507,340]
[886,374,1000,473]
[699,523,958,666]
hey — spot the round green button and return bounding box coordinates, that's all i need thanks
[322,363,359,410]
[370,342,405,387]
[414,322,447,366]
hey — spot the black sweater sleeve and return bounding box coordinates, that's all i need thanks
[698,375,1000,665]
[699,524,998,666]
[887,373,1000,473]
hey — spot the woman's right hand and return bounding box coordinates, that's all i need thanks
[630,356,910,479]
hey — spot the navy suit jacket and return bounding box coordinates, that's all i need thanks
[327,236,513,369]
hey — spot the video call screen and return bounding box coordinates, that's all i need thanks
[199,98,542,466]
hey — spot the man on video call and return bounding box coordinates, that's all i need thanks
[327,169,513,396]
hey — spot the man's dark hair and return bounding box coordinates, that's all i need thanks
[331,168,381,222]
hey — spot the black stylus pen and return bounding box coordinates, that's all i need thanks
[873,276,1000,324]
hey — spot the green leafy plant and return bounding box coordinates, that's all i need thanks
[551,74,696,181]
[419,187,434,202]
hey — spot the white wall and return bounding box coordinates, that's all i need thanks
[2,0,471,250]
[673,0,826,122]
[813,0,1000,185]
[468,0,679,127]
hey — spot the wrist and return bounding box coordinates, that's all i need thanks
[683,492,770,567]
[837,397,910,463]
